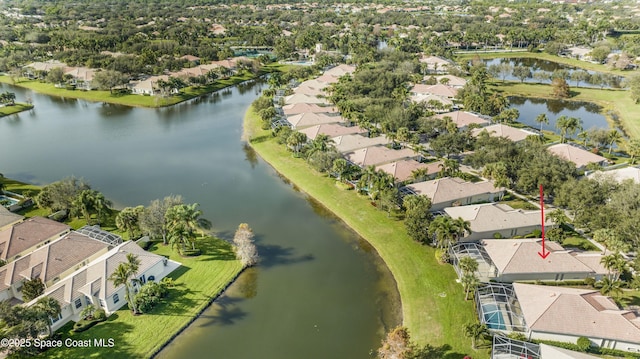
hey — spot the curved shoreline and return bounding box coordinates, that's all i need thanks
[242,108,481,357]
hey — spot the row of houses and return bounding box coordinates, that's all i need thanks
[0,206,179,332]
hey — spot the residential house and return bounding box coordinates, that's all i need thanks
[419,55,453,73]
[434,111,491,129]
[587,166,640,184]
[451,239,607,283]
[180,55,201,65]
[443,203,555,241]
[547,144,608,170]
[376,159,442,183]
[64,67,97,90]
[0,231,112,303]
[23,60,68,79]
[323,64,356,78]
[284,93,329,105]
[345,146,417,167]
[0,207,22,231]
[287,112,343,129]
[30,241,180,332]
[130,75,170,96]
[472,124,538,142]
[434,75,467,88]
[410,84,458,99]
[405,177,504,212]
[476,283,640,353]
[332,134,391,153]
[0,217,70,263]
[298,123,365,141]
[282,103,338,116]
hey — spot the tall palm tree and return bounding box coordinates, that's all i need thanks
[598,277,623,298]
[600,253,627,281]
[626,139,640,165]
[577,131,590,147]
[461,273,480,301]
[458,256,479,276]
[166,203,211,251]
[607,130,622,154]
[556,116,582,143]
[108,253,141,313]
[116,206,144,240]
[287,132,307,155]
[92,191,112,225]
[34,296,61,337]
[429,216,457,249]
[464,322,488,349]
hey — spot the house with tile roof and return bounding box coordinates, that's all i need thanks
[287,112,343,129]
[410,83,458,99]
[472,124,538,142]
[444,203,555,241]
[587,166,640,184]
[282,103,338,116]
[476,283,640,352]
[332,134,391,153]
[345,146,417,167]
[547,144,608,170]
[323,64,356,78]
[29,241,180,331]
[405,177,504,212]
[376,159,442,183]
[0,231,112,303]
[434,111,491,129]
[0,217,70,263]
[451,239,607,283]
[0,206,23,231]
[284,93,329,105]
[298,124,365,141]
[434,75,467,88]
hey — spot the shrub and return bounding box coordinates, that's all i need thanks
[584,277,596,287]
[94,308,106,321]
[577,337,591,352]
[493,232,503,239]
[133,282,169,313]
[434,249,449,263]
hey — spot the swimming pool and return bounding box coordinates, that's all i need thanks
[0,195,19,207]
[482,303,507,330]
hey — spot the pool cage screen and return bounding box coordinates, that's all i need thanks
[491,335,540,359]
[475,283,527,333]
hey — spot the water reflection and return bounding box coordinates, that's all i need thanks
[509,96,609,133]
[236,267,259,299]
[242,143,259,169]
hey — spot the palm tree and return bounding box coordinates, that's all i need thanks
[410,167,430,183]
[452,217,472,241]
[577,131,590,147]
[607,130,622,154]
[461,273,480,301]
[166,203,211,252]
[429,216,457,249]
[600,253,627,281]
[597,277,623,298]
[287,132,307,155]
[92,191,112,225]
[108,253,140,313]
[115,206,144,240]
[464,322,488,350]
[458,256,479,276]
[556,116,582,143]
[72,189,96,221]
[626,139,640,164]
[33,296,61,337]
[545,209,570,228]
[438,158,460,178]
[482,162,510,188]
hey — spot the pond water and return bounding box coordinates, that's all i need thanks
[509,96,612,134]
[483,57,623,88]
[0,82,400,358]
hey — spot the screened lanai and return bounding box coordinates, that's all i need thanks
[449,241,497,282]
[492,335,540,359]
[475,283,527,333]
[76,225,123,246]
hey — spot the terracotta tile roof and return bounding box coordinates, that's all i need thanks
[333,134,391,153]
[407,177,503,206]
[0,206,23,229]
[287,112,343,128]
[472,124,538,142]
[0,217,70,261]
[547,144,607,169]
[434,111,490,128]
[298,124,365,141]
[377,160,441,182]
[323,64,356,78]
[411,84,458,98]
[434,75,467,87]
[513,283,640,344]
[444,203,554,234]
[345,146,416,167]
[282,103,338,116]
[284,93,329,105]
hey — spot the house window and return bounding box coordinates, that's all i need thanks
[139,275,146,285]
[99,299,106,308]
[50,313,62,324]
[113,293,119,304]
[74,298,82,309]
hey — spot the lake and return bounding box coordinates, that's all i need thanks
[0,82,400,358]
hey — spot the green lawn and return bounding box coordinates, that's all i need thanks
[0,103,33,117]
[43,239,243,359]
[0,71,260,108]
[490,81,640,140]
[244,109,485,358]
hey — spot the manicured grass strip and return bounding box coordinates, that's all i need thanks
[0,103,33,117]
[0,72,260,108]
[42,239,243,359]
[490,81,640,140]
[244,109,485,358]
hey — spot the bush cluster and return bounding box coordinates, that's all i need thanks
[133,282,168,313]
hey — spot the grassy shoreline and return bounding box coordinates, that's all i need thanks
[0,102,33,117]
[1,177,244,358]
[243,108,484,357]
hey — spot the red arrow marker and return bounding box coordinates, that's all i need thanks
[538,184,550,259]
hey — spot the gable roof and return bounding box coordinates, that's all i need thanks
[406,177,503,206]
[34,241,167,305]
[0,206,23,229]
[481,239,606,276]
[587,167,640,184]
[434,111,490,128]
[472,124,538,142]
[287,112,343,128]
[539,344,600,359]
[323,64,356,78]
[0,217,70,261]
[411,93,453,106]
[411,84,458,98]
[284,93,329,105]
[0,232,109,290]
[333,134,391,153]
[282,103,338,116]
[434,75,467,87]
[345,146,416,167]
[513,283,640,344]
[547,144,607,168]
[444,203,553,234]
[376,160,442,182]
[298,124,365,141]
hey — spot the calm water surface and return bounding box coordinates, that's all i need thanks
[0,82,400,358]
